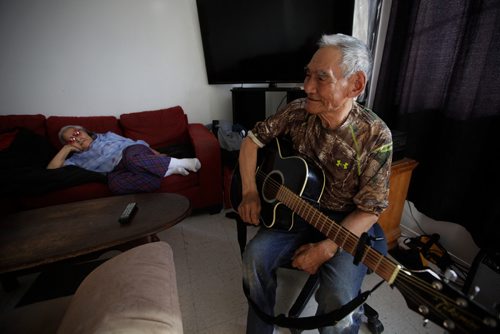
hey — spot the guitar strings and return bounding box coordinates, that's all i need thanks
[255,169,490,330]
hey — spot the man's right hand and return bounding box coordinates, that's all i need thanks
[238,191,261,226]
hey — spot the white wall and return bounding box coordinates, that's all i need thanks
[0,0,234,124]
[0,0,380,123]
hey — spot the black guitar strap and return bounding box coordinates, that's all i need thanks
[242,279,385,330]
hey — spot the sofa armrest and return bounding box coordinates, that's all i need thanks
[188,124,222,208]
[57,242,182,333]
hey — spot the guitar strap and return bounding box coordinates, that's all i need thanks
[243,279,385,330]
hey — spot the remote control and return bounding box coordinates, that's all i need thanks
[119,202,138,224]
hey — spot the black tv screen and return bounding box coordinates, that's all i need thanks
[196,0,355,85]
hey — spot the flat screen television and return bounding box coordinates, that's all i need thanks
[196,0,355,85]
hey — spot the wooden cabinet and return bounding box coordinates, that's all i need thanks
[378,158,418,250]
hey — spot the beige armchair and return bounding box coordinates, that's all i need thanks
[0,241,183,333]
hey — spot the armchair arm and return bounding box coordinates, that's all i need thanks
[188,123,222,208]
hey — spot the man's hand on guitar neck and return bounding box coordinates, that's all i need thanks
[292,239,339,275]
[238,191,262,226]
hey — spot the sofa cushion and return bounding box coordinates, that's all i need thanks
[57,241,182,334]
[158,173,198,193]
[0,114,46,137]
[120,106,189,149]
[0,127,56,169]
[46,116,122,149]
[2,166,107,197]
[18,183,111,211]
[0,128,107,197]
[156,143,195,158]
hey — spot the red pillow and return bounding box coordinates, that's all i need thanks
[0,129,19,151]
[120,106,189,148]
[0,114,46,137]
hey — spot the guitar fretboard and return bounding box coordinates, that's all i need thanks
[277,185,400,283]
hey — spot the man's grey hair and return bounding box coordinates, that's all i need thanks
[58,125,86,144]
[318,33,373,81]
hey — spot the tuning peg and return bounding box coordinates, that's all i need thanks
[469,286,480,300]
[443,268,457,282]
[483,317,498,328]
[422,318,429,327]
[418,305,430,315]
[443,319,456,330]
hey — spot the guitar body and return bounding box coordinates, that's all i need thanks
[230,137,325,230]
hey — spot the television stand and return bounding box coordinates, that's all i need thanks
[231,87,305,130]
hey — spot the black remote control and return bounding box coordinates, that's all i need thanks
[119,202,138,224]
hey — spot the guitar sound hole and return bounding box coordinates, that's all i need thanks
[262,171,283,204]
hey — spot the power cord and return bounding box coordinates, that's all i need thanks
[406,201,428,234]
[275,93,288,114]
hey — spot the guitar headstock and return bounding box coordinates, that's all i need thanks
[393,268,498,333]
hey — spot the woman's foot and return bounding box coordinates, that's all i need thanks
[184,158,201,172]
[164,158,201,177]
[169,157,201,172]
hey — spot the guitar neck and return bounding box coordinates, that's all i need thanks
[277,185,401,284]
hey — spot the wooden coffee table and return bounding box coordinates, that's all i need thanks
[0,193,191,275]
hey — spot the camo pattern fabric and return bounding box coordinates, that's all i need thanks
[249,98,393,215]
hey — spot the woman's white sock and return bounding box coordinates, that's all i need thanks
[169,158,201,172]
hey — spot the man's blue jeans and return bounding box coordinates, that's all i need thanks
[242,213,387,334]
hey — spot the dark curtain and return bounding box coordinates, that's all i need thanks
[373,0,500,249]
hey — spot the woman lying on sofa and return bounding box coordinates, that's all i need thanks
[47,125,201,194]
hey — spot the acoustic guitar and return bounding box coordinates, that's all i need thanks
[230,137,498,333]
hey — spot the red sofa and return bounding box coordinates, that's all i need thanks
[0,106,222,213]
